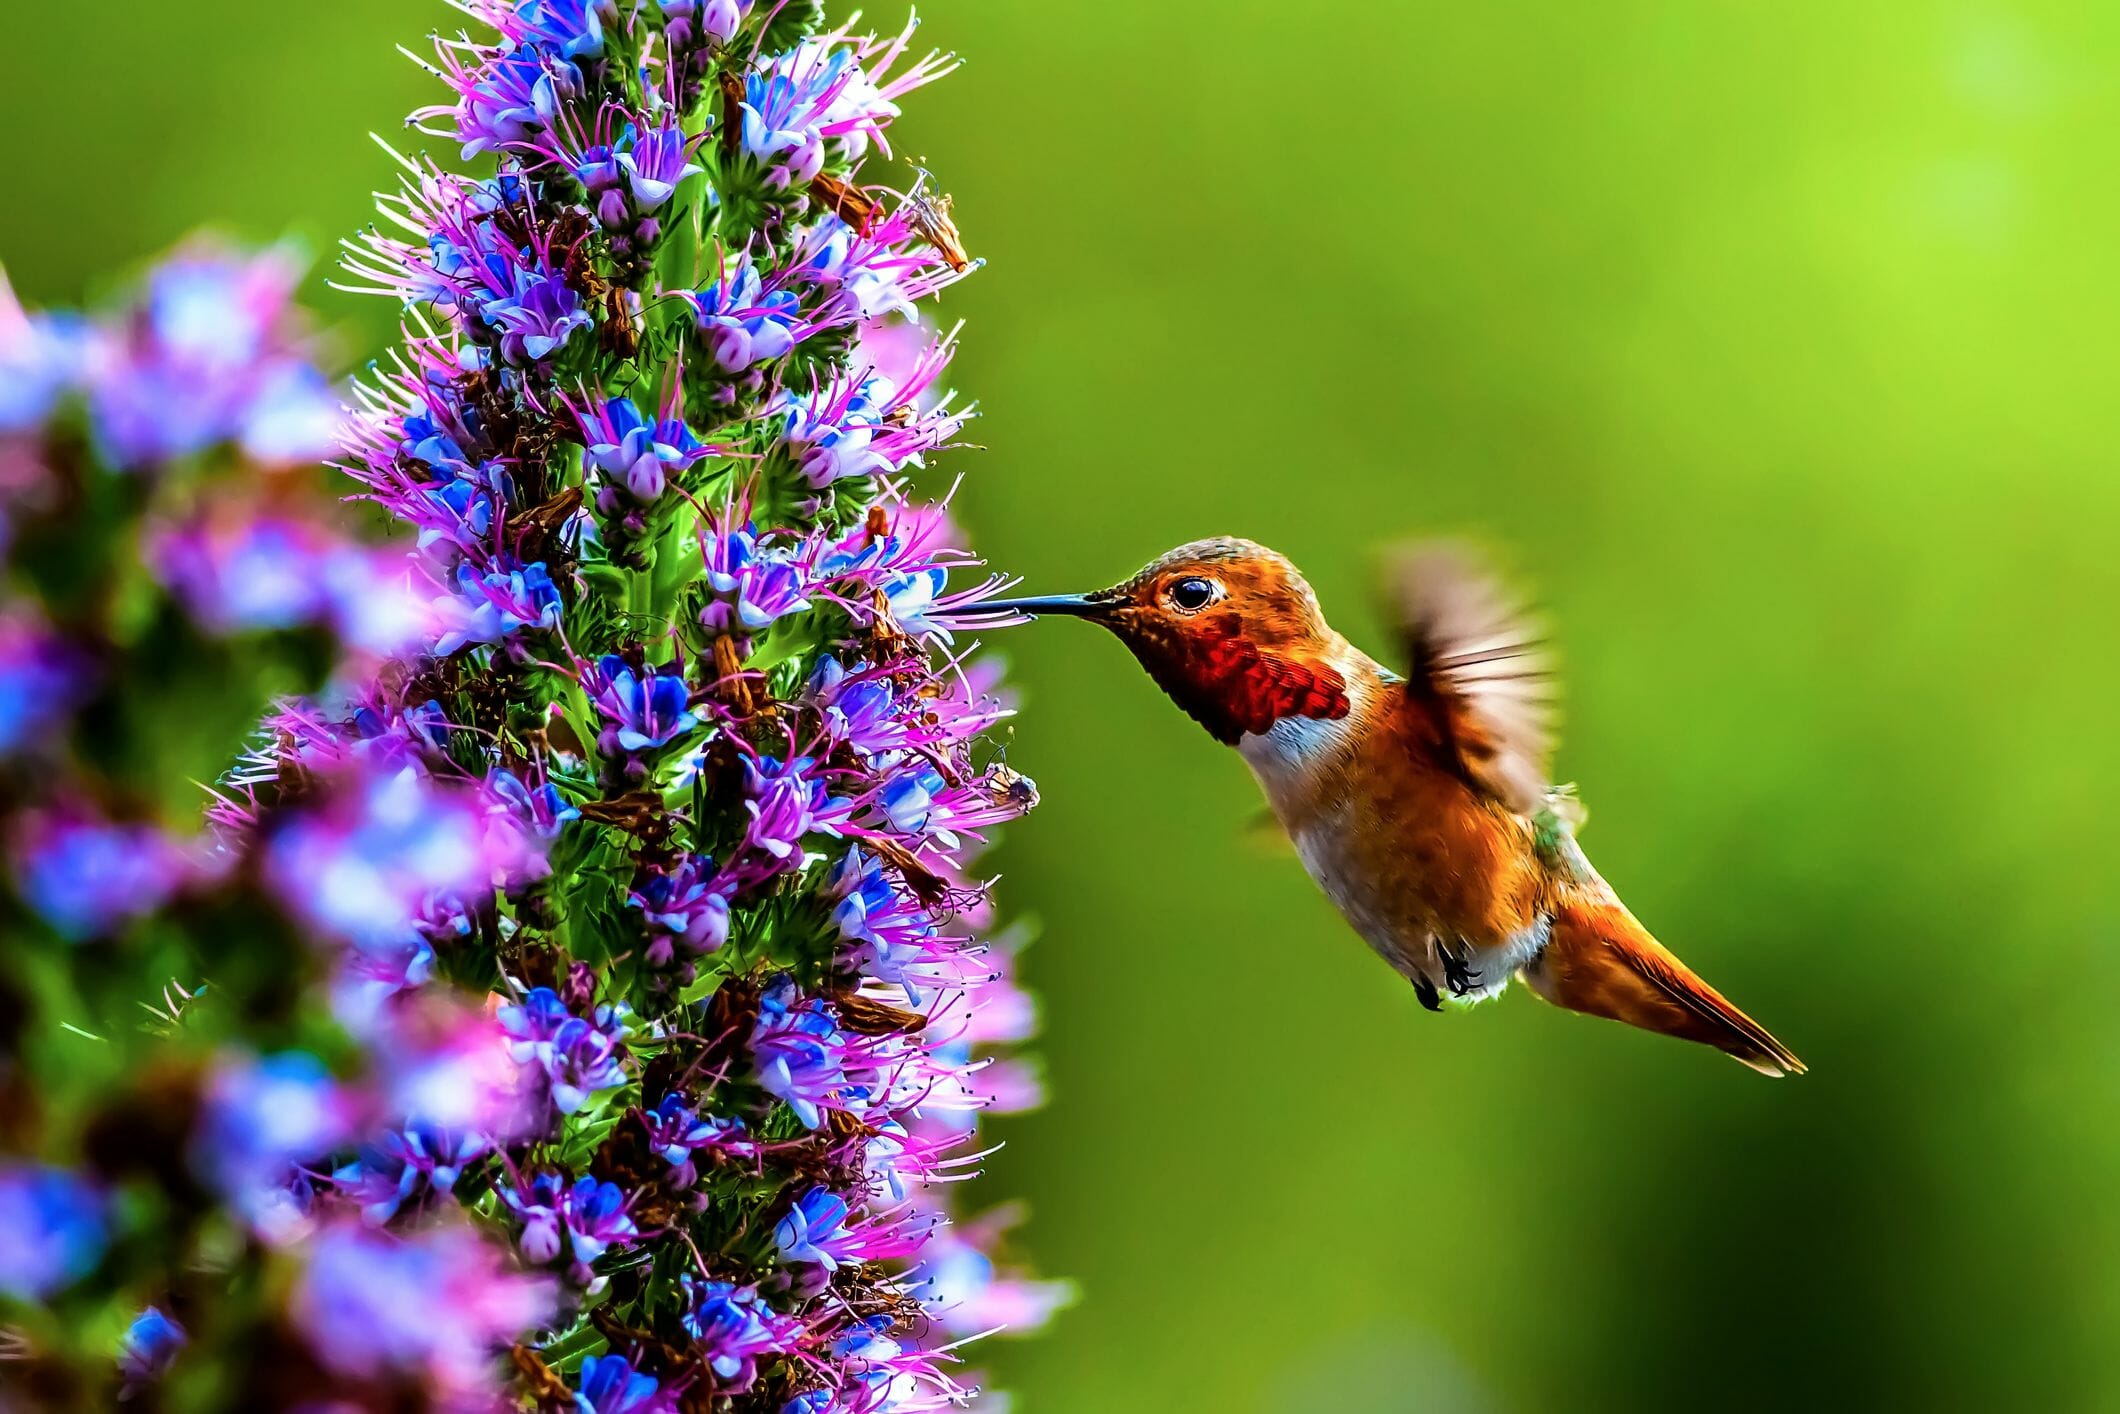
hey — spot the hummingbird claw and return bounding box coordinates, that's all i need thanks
[1436,939,1481,997]
[1411,972,1443,1012]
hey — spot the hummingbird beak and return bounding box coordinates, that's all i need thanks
[970,593,1113,619]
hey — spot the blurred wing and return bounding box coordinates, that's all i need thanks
[1384,542,1557,815]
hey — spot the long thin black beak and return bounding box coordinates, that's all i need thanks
[971,593,1111,618]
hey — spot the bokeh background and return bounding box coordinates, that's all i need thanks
[11,3,2120,1409]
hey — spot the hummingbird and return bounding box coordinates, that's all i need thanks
[970,537,1804,1076]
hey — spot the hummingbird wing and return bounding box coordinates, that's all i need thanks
[1383,542,1556,816]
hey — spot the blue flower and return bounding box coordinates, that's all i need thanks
[561,1177,639,1265]
[575,1353,673,1414]
[679,1278,800,1391]
[332,1124,488,1226]
[433,560,564,654]
[519,0,604,63]
[773,1186,851,1271]
[585,655,699,753]
[750,977,864,1129]
[878,763,946,834]
[688,260,802,372]
[193,1051,356,1242]
[14,813,182,941]
[0,619,89,759]
[700,527,812,636]
[616,120,702,211]
[502,1169,567,1264]
[117,1307,187,1384]
[826,847,897,945]
[640,1096,750,1187]
[627,854,730,963]
[0,304,89,432]
[500,987,630,1115]
[485,267,592,366]
[0,1165,105,1301]
[579,395,707,506]
[289,1222,555,1383]
[487,768,581,843]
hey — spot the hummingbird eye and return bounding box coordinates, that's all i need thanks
[1167,576,1220,613]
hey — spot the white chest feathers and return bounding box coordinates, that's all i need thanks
[1237,713,1359,806]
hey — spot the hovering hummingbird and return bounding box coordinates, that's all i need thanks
[970,538,1804,1076]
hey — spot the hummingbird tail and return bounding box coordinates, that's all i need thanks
[1525,897,1806,1077]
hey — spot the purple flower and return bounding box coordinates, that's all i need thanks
[265,762,505,948]
[370,1002,541,1141]
[424,44,564,159]
[741,753,845,865]
[12,810,185,941]
[0,1165,105,1300]
[148,514,353,634]
[738,36,931,185]
[584,655,699,753]
[775,1191,930,1276]
[498,987,630,1115]
[738,78,827,192]
[773,1186,853,1271]
[750,978,867,1129]
[777,375,890,487]
[193,1051,357,1238]
[404,477,496,563]
[679,1278,802,1391]
[577,394,708,506]
[0,616,88,758]
[332,1124,489,1225]
[627,854,731,963]
[431,559,564,654]
[86,245,336,467]
[486,265,593,367]
[501,1169,567,1264]
[688,260,802,372]
[576,1353,676,1414]
[617,119,702,210]
[641,1096,751,1187]
[518,0,604,62]
[0,277,90,432]
[290,1221,555,1397]
[790,208,969,329]
[700,526,813,635]
[698,0,751,47]
[548,1019,630,1115]
[824,848,950,1001]
[561,1177,640,1266]
[238,358,341,462]
[777,353,964,490]
[917,1225,1073,1338]
[877,763,946,835]
[485,767,581,845]
[117,1307,187,1385]
[502,1172,639,1273]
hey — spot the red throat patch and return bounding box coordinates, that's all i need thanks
[1141,629,1352,745]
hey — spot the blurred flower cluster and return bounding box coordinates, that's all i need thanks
[0,2,1061,1409]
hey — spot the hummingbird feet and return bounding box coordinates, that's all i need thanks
[1410,972,1443,1012]
[1435,939,1482,998]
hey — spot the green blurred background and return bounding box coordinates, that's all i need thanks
[12,3,2120,1409]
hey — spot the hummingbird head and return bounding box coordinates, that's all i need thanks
[979,537,1355,744]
